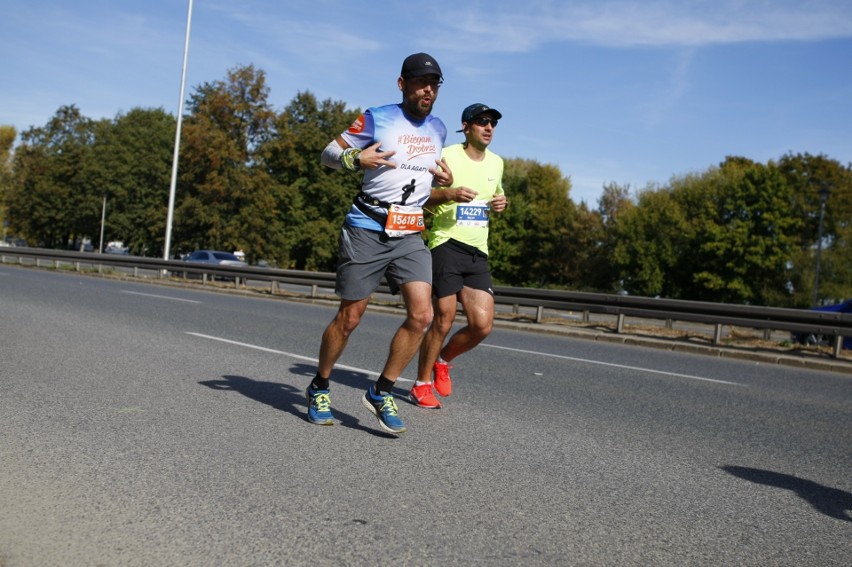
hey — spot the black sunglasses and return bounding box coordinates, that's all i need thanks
[406,76,443,88]
[472,117,498,127]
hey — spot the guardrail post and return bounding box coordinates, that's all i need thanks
[311,284,318,298]
[714,324,723,345]
[271,281,279,295]
[134,267,139,278]
[202,274,208,285]
[75,262,81,272]
[832,336,842,359]
[617,314,625,333]
[536,306,544,323]
[666,319,673,329]
[513,304,519,315]
[583,311,590,323]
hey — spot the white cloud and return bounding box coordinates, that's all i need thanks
[438,1,852,52]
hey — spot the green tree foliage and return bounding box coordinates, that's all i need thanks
[614,158,802,304]
[612,185,691,297]
[7,106,97,248]
[777,152,852,304]
[85,108,176,255]
[490,159,576,287]
[174,64,284,263]
[0,125,16,232]
[4,64,848,307]
[692,157,800,304]
[587,182,633,292]
[264,91,362,270]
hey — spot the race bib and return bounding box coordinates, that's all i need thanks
[455,200,491,227]
[385,204,425,237]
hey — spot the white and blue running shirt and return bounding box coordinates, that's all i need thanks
[341,103,448,231]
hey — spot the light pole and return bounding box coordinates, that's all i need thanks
[812,184,830,306]
[164,0,193,261]
[98,195,106,253]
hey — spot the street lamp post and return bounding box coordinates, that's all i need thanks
[98,195,106,253]
[812,184,830,306]
[164,0,193,261]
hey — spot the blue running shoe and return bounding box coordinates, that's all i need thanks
[361,386,406,434]
[306,386,334,425]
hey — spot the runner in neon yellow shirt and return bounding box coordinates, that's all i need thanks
[409,103,508,408]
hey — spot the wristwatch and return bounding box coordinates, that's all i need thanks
[354,157,361,169]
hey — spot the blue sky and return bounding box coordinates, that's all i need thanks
[2,1,851,205]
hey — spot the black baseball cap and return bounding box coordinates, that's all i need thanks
[457,103,502,131]
[401,52,443,79]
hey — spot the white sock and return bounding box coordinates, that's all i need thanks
[414,380,431,387]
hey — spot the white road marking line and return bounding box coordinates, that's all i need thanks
[185,332,412,382]
[481,343,745,386]
[122,290,202,304]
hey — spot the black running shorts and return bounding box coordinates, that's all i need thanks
[430,239,493,299]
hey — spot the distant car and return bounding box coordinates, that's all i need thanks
[4,237,28,247]
[185,250,247,267]
[791,299,852,349]
[183,250,248,281]
[104,241,130,255]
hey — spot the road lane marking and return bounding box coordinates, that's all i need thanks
[185,332,410,381]
[482,343,745,386]
[122,290,202,304]
[187,333,734,387]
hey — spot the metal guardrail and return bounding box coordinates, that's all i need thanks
[3,246,851,358]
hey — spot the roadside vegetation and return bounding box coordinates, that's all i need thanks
[1,64,850,308]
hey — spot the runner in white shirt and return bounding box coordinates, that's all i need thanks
[307,53,453,435]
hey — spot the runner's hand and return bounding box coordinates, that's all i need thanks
[360,141,396,169]
[491,193,507,212]
[453,186,478,203]
[430,158,453,187]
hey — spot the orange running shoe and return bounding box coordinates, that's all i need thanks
[433,361,452,397]
[409,383,441,409]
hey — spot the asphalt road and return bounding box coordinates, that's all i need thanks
[1,265,850,566]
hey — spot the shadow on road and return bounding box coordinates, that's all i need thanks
[199,363,398,438]
[721,465,852,522]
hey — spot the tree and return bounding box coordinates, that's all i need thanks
[490,159,576,287]
[587,182,634,292]
[612,186,689,297]
[7,106,97,249]
[0,125,16,236]
[687,158,800,304]
[777,152,852,304]
[174,64,284,263]
[264,91,361,270]
[85,108,176,255]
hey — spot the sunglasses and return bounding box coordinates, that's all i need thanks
[406,76,443,89]
[472,117,498,127]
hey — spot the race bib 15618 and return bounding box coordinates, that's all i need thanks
[385,204,425,237]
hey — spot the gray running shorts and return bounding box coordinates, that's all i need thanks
[335,223,432,300]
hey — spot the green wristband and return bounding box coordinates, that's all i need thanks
[341,147,362,171]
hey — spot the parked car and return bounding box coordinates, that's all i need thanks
[790,299,852,349]
[182,250,248,282]
[3,237,28,247]
[104,241,130,255]
[185,250,248,266]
